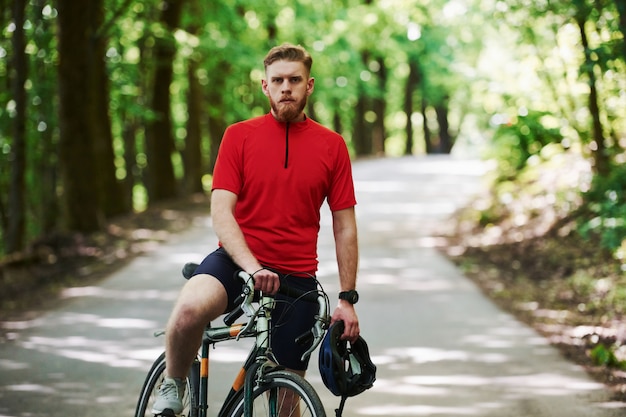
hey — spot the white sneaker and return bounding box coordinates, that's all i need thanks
[151,377,185,415]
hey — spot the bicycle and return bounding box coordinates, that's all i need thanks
[134,263,330,417]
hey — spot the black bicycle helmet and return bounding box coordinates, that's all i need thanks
[318,320,376,397]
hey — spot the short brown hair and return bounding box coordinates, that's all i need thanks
[263,43,313,75]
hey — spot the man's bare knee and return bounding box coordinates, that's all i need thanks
[164,274,229,378]
[172,274,228,325]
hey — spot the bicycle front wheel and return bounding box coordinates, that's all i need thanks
[227,370,326,417]
[134,352,198,417]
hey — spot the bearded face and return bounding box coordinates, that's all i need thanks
[262,60,314,123]
[269,93,308,123]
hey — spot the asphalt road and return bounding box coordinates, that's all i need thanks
[1,155,624,417]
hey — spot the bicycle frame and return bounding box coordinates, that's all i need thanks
[187,314,258,416]
[156,269,328,417]
[197,282,327,416]
[194,321,258,417]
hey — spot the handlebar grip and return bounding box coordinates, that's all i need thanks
[295,330,313,347]
[277,285,318,303]
[223,305,244,326]
[223,293,245,325]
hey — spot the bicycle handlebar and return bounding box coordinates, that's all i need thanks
[181,263,330,361]
[233,270,330,362]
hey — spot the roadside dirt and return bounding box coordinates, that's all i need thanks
[437,162,626,403]
[440,226,626,402]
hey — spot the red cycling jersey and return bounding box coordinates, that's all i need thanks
[212,113,357,274]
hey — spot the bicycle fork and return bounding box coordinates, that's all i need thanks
[243,360,284,417]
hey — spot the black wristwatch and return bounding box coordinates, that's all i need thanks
[338,290,359,304]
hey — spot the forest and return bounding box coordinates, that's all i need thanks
[1,0,625,272]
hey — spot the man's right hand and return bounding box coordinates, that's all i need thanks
[251,268,280,295]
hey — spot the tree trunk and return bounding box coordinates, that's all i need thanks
[182,0,204,194]
[184,57,204,194]
[145,0,184,203]
[56,0,102,232]
[121,29,154,209]
[435,100,453,154]
[404,59,420,155]
[121,112,138,208]
[207,112,224,174]
[333,109,342,135]
[32,0,59,235]
[90,1,128,217]
[206,60,230,173]
[0,0,6,30]
[421,98,433,154]
[5,0,27,253]
[353,51,373,156]
[353,90,369,156]
[576,9,609,176]
[372,57,387,156]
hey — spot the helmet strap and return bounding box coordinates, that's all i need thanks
[335,395,348,417]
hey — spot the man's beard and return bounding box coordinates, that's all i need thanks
[270,96,307,122]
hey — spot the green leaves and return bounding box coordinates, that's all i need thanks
[578,164,626,265]
[590,343,626,369]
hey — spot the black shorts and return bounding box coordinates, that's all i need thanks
[192,248,318,371]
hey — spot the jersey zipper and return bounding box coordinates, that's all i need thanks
[284,122,290,169]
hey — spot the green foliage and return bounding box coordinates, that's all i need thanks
[2,0,626,255]
[578,164,626,258]
[566,270,626,317]
[590,343,626,369]
[490,110,564,178]
[480,0,626,268]
[1,0,480,254]
[1,2,60,246]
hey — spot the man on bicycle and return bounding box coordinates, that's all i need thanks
[153,43,361,416]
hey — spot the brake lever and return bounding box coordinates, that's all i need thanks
[300,293,329,361]
[236,271,257,340]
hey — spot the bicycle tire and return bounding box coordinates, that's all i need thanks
[224,370,326,417]
[134,352,199,417]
